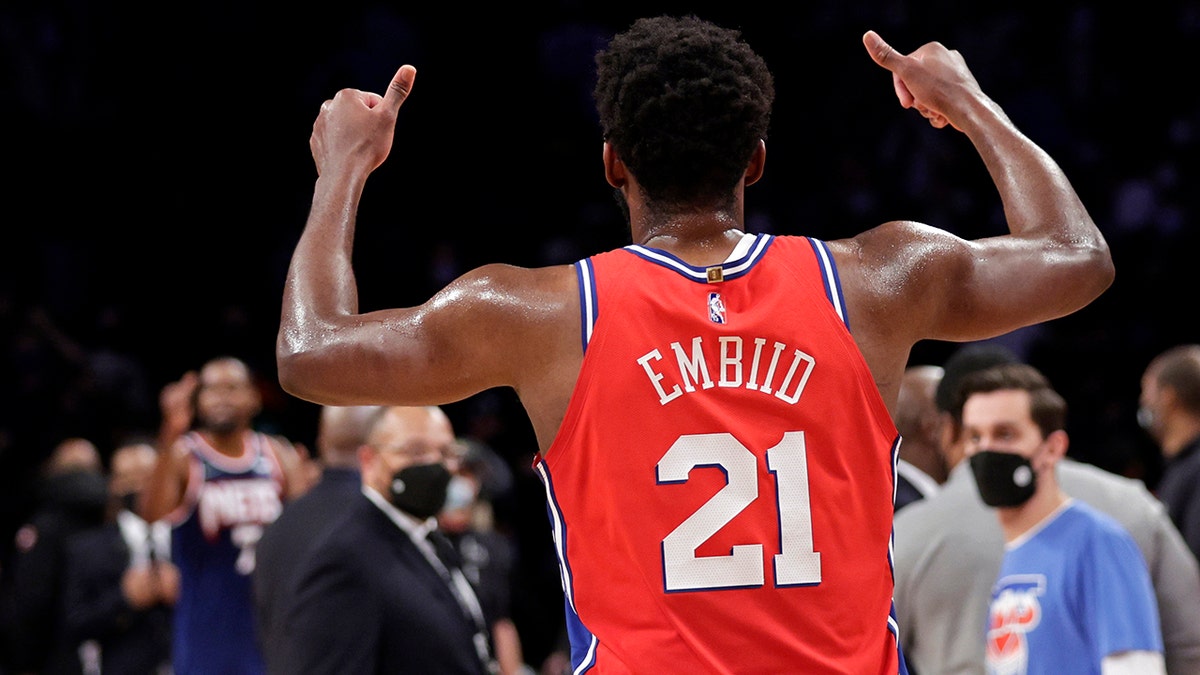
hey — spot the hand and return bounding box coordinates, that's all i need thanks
[120,565,159,609]
[154,561,181,605]
[310,65,417,177]
[159,371,198,437]
[862,30,986,131]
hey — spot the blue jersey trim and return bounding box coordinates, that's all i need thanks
[625,233,774,283]
[805,238,850,330]
[575,259,598,352]
[535,460,598,673]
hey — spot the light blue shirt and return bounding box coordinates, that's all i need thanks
[986,500,1163,674]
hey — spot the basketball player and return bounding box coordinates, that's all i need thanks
[275,15,1114,673]
[141,356,305,675]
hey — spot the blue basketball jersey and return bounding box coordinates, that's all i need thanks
[168,430,286,675]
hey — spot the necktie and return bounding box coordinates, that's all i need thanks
[425,530,495,672]
[427,529,464,571]
[146,528,158,563]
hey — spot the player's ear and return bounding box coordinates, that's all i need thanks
[744,139,766,186]
[603,142,627,189]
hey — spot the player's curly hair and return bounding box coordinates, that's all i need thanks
[594,15,775,211]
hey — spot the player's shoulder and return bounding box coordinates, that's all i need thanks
[826,219,958,263]
[1066,499,1144,548]
[460,262,577,294]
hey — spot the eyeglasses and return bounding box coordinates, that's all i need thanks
[372,440,466,463]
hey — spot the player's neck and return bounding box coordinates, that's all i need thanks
[199,428,249,457]
[996,487,1067,543]
[635,213,746,267]
[1161,417,1200,459]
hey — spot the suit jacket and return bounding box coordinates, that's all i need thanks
[894,459,939,513]
[253,467,361,666]
[0,472,108,675]
[1157,436,1200,564]
[272,492,489,675]
[61,522,173,675]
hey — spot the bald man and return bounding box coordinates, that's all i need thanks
[274,406,493,675]
[894,365,948,512]
[254,405,384,666]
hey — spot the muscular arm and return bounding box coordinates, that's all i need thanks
[140,443,189,524]
[834,33,1115,408]
[277,66,580,449]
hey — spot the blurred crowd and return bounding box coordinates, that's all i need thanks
[3,1,1200,671]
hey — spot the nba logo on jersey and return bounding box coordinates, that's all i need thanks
[708,292,726,324]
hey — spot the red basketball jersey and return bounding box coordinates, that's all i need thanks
[535,233,904,674]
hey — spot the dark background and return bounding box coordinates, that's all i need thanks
[3,1,1197,666]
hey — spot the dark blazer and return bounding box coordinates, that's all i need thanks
[272,493,488,675]
[253,467,361,665]
[60,523,173,675]
[894,473,926,513]
[0,472,107,675]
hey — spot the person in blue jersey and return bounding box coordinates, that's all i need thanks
[958,363,1165,675]
[140,356,306,675]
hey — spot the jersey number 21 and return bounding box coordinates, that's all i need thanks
[658,431,821,591]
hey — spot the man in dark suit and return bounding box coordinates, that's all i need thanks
[253,404,384,665]
[0,438,109,675]
[60,441,177,675]
[272,406,494,675]
[894,365,948,512]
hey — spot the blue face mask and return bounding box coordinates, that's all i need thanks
[1137,405,1154,431]
[443,475,476,511]
[389,463,452,520]
[969,450,1036,507]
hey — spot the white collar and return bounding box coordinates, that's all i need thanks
[361,485,437,542]
[116,509,170,564]
[897,459,941,499]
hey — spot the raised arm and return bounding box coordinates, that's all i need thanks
[139,372,196,522]
[839,32,1114,352]
[277,65,580,429]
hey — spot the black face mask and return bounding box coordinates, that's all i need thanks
[40,470,110,519]
[389,463,452,520]
[969,450,1037,507]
